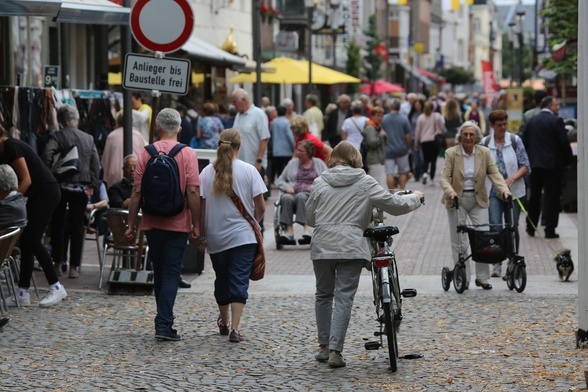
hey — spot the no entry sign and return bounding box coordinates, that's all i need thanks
[130,0,194,53]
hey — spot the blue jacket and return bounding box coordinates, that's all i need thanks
[270,116,295,157]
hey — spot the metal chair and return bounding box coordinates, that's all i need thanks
[84,207,108,265]
[0,227,23,312]
[99,209,148,289]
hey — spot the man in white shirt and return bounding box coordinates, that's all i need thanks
[399,92,417,117]
[231,89,270,171]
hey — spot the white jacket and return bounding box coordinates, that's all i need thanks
[305,165,422,261]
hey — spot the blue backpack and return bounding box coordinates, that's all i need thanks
[140,143,187,217]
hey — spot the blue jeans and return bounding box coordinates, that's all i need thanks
[488,195,522,258]
[411,144,424,180]
[145,229,188,332]
[210,243,257,305]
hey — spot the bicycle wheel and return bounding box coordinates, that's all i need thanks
[453,264,467,294]
[512,264,527,293]
[382,301,398,372]
[441,267,452,291]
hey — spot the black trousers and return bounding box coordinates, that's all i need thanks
[19,183,61,288]
[50,189,88,268]
[526,168,563,232]
[420,141,439,180]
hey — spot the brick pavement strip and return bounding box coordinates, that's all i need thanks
[1,290,585,391]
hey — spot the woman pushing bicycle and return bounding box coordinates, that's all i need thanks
[305,141,424,368]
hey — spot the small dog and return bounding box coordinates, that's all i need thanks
[554,249,574,282]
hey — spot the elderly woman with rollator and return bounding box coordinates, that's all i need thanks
[440,121,512,290]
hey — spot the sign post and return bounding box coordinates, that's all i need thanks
[127,0,195,142]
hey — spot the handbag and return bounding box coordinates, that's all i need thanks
[433,115,447,150]
[51,132,80,181]
[230,192,265,281]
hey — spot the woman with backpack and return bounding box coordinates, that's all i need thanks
[196,129,267,343]
[481,110,530,277]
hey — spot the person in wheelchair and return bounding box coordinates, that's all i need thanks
[275,140,327,243]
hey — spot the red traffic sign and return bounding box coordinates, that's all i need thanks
[130,0,194,54]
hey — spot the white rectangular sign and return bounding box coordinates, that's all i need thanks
[123,53,190,95]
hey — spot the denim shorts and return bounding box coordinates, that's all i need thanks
[210,243,257,305]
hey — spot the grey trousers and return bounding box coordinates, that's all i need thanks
[313,259,364,352]
[280,192,309,226]
[446,192,490,281]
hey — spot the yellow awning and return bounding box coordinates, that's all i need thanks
[109,72,204,85]
[228,57,360,85]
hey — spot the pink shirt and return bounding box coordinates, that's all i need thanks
[134,140,200,233]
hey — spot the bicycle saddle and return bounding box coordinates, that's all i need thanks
[363,225,399,241]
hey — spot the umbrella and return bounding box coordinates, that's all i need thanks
[359,80,405,95]
[228,57,360,85]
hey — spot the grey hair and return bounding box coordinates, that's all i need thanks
[337,94,350,104]
[281,98,294,107]
[305,94,318,106]
[232,88,250,102]
[390,98,401,111]
[0,164,18,193]
[456,120,484,143]
[57,104,80,127]
[156,108,181,135]
[123,154,137,164]
[351,100,363,114]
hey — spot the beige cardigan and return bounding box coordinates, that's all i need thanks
[439,144,509,209]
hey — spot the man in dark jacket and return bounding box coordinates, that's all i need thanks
[322,94,351,147]
[43,104,101,278]
[522,96,573,238]
[108,154,136,209]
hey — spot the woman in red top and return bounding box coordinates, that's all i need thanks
[290,115,332,163]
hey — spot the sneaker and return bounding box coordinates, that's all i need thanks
[217,315,230,336]
[422,173,428,185]
[6,292,31,307]
[68,269,79,279]
[229,329,243,343]
[315,347,330,362]
[39,286,67,307]
[491,264,501,278]
[155,328,181,341]
[327,352,346,368]
[302,229,312,240]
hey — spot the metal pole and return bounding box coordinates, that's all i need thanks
[308,6,313,96]
[122,0,133,155]
[517,30,523,86]
[576,0,588,349]
[253,0,262,106]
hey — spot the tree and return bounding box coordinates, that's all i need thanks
[439,66,473,86]
[346,41,361,95]
[540,0,578,76]
[362,14,384,82]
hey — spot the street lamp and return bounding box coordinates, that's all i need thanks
[508,20,517,86]
[516,3,526,87]
[305,0,316,96]
[329,0,340,69]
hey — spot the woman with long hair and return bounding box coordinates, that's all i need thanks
[408,99,425,181]
[415,101,445,185]
[196,129,267,343]
[443,98,463,148]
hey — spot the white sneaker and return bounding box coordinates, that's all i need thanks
[6,292,31,307]
[422,173,428,185]
[39,286,67,308]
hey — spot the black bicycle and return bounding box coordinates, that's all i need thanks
[363,222,417,372]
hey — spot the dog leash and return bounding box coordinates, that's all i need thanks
[515,198,561,257]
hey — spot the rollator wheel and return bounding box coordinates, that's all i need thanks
[453,265,467,294]
[512,264,527,293]
[441,267,452,291]
[505,265,514,291]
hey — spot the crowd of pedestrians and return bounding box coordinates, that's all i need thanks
[0,86,575,367]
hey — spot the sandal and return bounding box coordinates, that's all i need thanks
[217,315,229,336]
[229,329,243,343]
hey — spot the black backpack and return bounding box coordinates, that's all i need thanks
[140,143,187,217]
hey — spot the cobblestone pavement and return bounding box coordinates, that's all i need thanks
[1,158,583,391]
[1,290,584,391]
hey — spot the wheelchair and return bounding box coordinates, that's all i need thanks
[273,194,311,250]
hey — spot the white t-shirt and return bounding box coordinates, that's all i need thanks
[199,159,267,254]
[341,116,367,149]
[233,105,270,165]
